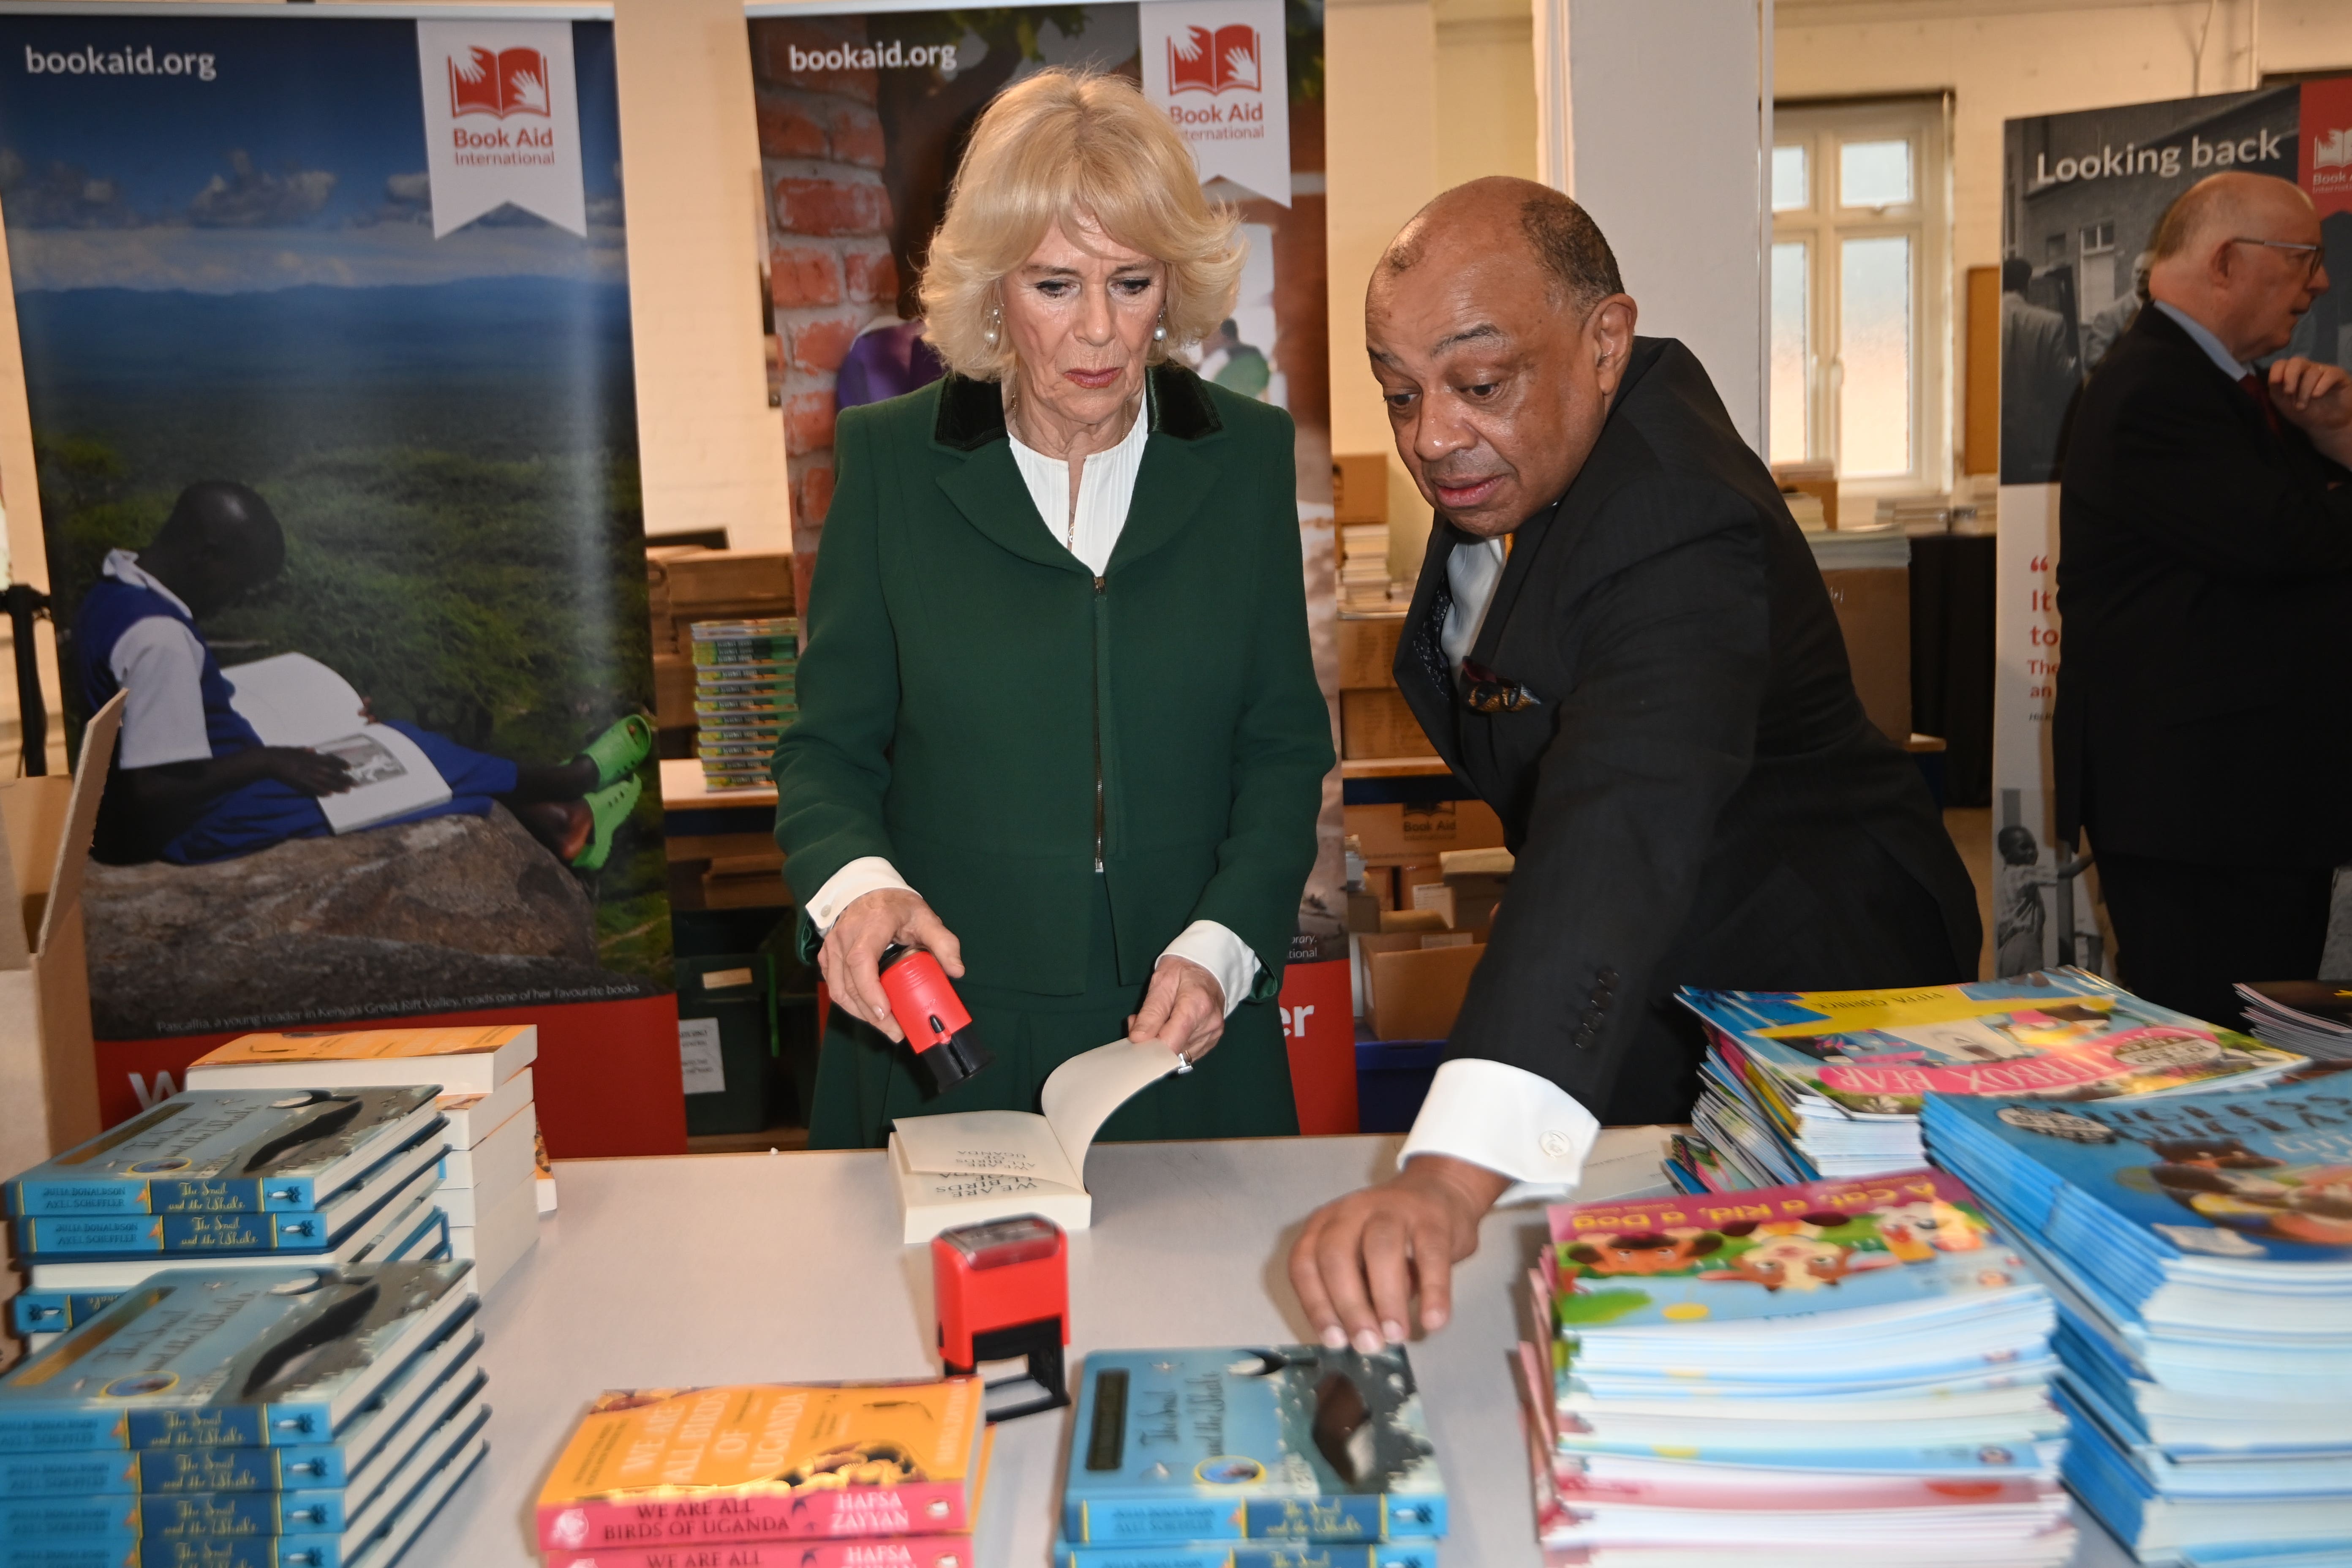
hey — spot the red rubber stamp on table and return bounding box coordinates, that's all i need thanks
[878,941,994,1094]
[933,1215,1070,1422]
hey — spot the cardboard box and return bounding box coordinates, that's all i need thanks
[1339,688,1437,760]
[1819,565,1911,745]
[1369,941,1485,1041]
[1334,453,1390,525]
[1337,616,1404,691]
[0,693,119,1370]
[652,653,695,729]
[1345,798,1506,863]
[665,550,795,610]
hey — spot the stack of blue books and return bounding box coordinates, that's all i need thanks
[1054,1347,1446,1568]
[8,1089,454,1357]
[1923,1070,2352,1565]
[0,1261,485,1568]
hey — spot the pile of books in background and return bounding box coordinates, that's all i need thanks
[8,1085,455,1356]
[1056,1346,1446,1568]
[1666,970,2308,1194]
[1339,521,1400,612]
[1516,1172,2075,1567]
[692,615,797,791]
[2234,981,2352,1061]
[1925,1070,2352,1564]
[0,1258,487,1568]
[186,1024,550,1293]
[537,1377,991,1567]
[1772,458,1835,532]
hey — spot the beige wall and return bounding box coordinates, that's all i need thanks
[1776,0,2352,472]
[1326,0,1538,576]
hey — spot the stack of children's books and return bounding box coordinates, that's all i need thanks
[185,1024,551,1290]
[536,1378,991,1567]
[1055,1346,1447,1568]
[8,1087,454,1357]
[0,1258,485,1568]
[1515,1171,2076,1567]
[691,616,796,791]
[1923,1070,2352,1565]
[2233,983,2352,1062]
[1669,970,2306,1191]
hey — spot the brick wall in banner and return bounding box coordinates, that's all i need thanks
[754,16,899,564]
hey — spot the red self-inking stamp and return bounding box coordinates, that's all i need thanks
[933,1215,1070,1422]
[878,942,994,1094]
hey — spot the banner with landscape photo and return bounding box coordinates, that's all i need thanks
[0,7,683,1155]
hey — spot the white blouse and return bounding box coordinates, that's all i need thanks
[803,392,1259,1018]
[1007,397,1150,575]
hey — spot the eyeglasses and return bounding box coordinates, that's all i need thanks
[2230,237,2326,279]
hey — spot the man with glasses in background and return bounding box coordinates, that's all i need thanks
[2057,169,2352,1030]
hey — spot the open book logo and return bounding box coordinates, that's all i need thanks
[2318,128,2352,172]
[448,45,552,119]
[1168,24,1262,96]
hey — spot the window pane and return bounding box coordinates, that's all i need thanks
[1840,138,1912,207]
[1839,235,1911,478]
[1769,241,1809,464]
[1772,145,1808,211]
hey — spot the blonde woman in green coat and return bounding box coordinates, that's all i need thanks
[771,69,1334,1150]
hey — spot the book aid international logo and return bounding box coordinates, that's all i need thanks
[2299,76,2352,218]
[449,44,551,120]
[414,21,585,237]
[1141,0,1290,207]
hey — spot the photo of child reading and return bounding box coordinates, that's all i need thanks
[76,480,651,872]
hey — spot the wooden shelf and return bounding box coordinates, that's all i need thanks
[1342,756,1454,780]
[659,757,776,810]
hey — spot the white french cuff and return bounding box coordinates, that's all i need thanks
[1157,920,1260,1019]
[805,856,914,935]
[1398,1057,1601,1206]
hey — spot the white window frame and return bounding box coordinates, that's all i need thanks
[1770,95,1953,500]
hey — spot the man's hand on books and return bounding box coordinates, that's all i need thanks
[1288,1155,1512,1354]
[823,888,965,1043]
[260,746,354,797]
[1127,956,1225,1063]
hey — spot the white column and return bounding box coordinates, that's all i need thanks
[1534,0,1771,452]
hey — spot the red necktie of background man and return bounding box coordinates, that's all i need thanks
[2240,369,2284,436]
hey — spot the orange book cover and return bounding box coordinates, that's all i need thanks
[193,1025,528,1066]
[536,1379,984,1552]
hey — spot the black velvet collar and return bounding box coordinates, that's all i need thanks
[931,361,1223,452]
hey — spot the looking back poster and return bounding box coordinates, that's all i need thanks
[0,6,683,1155]
[1991,79,2352,979]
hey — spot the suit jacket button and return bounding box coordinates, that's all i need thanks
[1580,1007,1605,1030]
[1589,987,1614,1007]
[1597,966,1620,987]
[1573,1026,1597,1051]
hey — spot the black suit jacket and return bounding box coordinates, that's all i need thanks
[1396,338,1980,1123]
[2055,305,2352,870]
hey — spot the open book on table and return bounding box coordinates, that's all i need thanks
[223,653,453,834]
[888,1040,1187,1244]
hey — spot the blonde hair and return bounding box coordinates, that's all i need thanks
[920,69,1244,381]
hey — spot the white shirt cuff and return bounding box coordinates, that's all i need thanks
[1399,1058,1601,1206]
[1158,920,1258,1018]
[806,856,912,934]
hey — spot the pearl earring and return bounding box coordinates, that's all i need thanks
[1152,314,1167,343]
[984,304,1001,348]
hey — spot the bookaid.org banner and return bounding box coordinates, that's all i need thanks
[1993,84,2341,977]
[744,0,1355,1126]
[0,5,684,1156]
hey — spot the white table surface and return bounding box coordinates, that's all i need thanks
[406,1133,2134,1566]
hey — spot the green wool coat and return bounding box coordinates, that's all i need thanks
[772,363,1333,1143]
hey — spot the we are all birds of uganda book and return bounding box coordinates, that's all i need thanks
[536,1380,986,1552]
